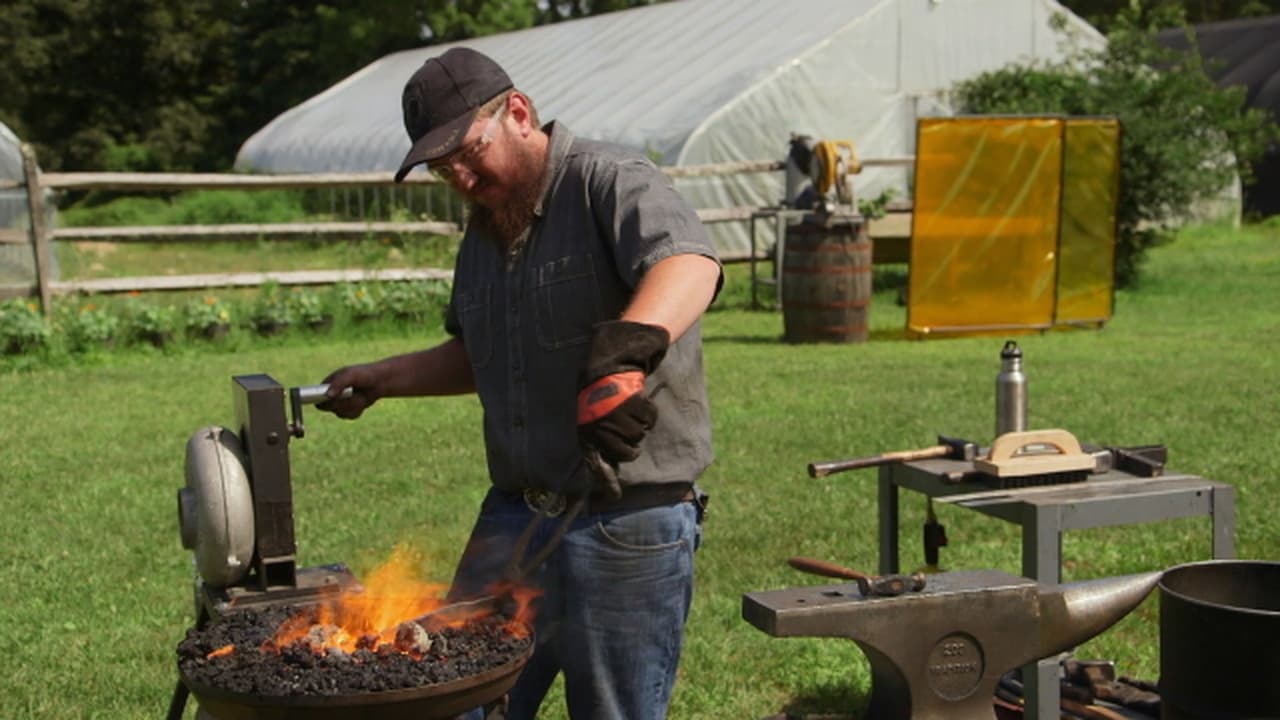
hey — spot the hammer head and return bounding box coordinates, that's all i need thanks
[937,435,979,461]
[856,572,928,597]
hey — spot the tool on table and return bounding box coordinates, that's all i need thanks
[787,556,926,597]
[1085,443,1167,477]
[972,428,1094,488]
[807,435,979,478]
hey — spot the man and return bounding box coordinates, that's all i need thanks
[318,47,722,719]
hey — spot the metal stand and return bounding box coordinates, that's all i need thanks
[877,458,1235,720]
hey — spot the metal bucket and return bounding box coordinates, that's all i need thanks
[1159,560,1280,719]
[781,217,871,343]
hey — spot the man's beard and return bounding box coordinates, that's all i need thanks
[471,141,547,250]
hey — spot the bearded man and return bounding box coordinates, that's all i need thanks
[319,47,722,720]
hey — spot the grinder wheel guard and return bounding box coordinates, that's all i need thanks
[177,602,533,720]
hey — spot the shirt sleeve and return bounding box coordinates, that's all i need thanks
[592,157,722,292]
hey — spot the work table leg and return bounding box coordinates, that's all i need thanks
[878,467,899,575]
[1022,505,1062,720]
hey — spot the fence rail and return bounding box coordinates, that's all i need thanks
[3,145,914,310]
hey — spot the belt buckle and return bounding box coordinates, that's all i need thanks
[522,488,566,517]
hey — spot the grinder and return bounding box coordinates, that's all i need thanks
[176,374,358,622]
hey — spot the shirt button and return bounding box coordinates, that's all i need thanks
[513,416,524,428]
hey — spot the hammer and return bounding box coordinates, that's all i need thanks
[807,435,979,478]
[788,556,927,597]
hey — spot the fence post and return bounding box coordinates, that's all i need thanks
[19,143,53,317]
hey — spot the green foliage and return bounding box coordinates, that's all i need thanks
[856,188,899,221]
[58,301,121,352]
[287,286,331,327]
[0,299,51,354]
[340,283,383,321]
[381,280,448,322]
[427,0,538,42]
[249,282,295,332]
[1059,0,1280,31]
[125,300,177,338]
[1,0,676,173]
[182,295,233,335]
[950,6,1278,286]
[60,190,309,227]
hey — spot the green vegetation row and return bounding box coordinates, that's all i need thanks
[0,281,449,369]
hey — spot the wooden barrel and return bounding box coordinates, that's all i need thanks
[781,218,872,343]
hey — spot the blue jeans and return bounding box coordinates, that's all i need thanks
[450,487,702,720]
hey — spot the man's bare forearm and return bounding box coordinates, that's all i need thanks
[621,254,721,341]
[371,336,476,397]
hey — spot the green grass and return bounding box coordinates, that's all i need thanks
[1,220,1278,719]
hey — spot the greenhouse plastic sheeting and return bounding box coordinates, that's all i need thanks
[233,0,1104,258]
[906,116,1119,337]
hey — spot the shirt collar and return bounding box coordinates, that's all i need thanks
[533,121,574,219]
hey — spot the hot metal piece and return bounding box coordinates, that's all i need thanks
[743,569,1160,720]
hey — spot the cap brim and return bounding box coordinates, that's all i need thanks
[394,107,481,183]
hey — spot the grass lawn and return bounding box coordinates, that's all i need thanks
[1,219,1277,719]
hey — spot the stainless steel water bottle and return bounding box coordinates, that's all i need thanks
[995,340,1027,437]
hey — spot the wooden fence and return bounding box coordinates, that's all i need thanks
[0,145,913,314]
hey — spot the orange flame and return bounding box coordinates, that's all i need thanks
[265,545,538,655]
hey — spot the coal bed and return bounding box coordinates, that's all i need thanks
[178,605,533,697]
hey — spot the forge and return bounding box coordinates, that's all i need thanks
[170,374,532,720]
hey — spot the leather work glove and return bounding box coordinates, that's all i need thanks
[576,320,670,472]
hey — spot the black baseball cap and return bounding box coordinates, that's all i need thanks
[394,47,513,183]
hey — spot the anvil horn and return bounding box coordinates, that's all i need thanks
[1033,571,1161,665]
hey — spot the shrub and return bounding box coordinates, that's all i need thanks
[339,283,382,321]
[0,299,52,355]
[249,282,294,334]
[183,296,233,339]
[287,287,332,330]
[949,7,1277,286]
[126,301,178,347]
[382,281,447,323]
[60,302,121,352]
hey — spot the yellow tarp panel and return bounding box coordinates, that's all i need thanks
[908,117,1064,336]
[906,116,1119,337]
[1057,119,1120,325]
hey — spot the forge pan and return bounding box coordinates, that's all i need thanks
[180,621,533,720]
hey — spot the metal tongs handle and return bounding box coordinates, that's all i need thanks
[412,454,606,629]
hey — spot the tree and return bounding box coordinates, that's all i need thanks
[0,0,672,173]
[1060,0,1280,31]
[951,6,1277,287]
[0,0,239,172]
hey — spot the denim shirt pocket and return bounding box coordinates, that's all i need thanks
[455,284,493,368]
[533,254,600,351]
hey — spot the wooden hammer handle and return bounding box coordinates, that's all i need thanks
[808,444,949,477]
[787,555,871,582]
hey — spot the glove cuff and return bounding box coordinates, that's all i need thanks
[581,320,670,385]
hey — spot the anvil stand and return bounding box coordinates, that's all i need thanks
[877,457,1236,719]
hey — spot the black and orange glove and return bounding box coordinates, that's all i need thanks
[576,320,670,469]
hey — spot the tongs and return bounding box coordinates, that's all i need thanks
[409,454,615,629]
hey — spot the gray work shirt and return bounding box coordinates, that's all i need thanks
[445,122,721,494]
